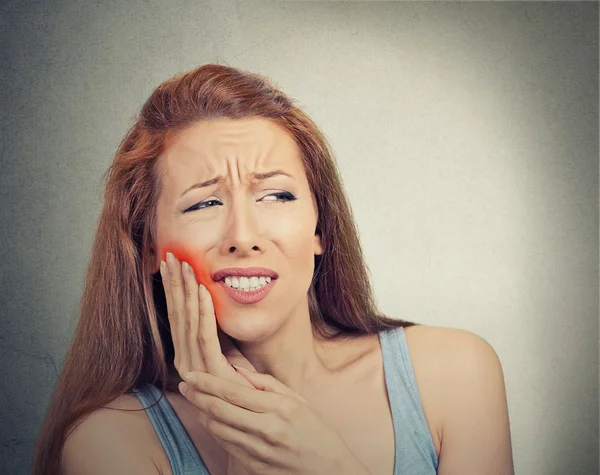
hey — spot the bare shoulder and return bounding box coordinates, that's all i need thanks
[403,324,506,405]
[403,324,501,366]
[403,325,506,395]
[404,325,514,474]
[61,393,168,475]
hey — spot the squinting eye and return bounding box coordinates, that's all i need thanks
[183,192,297,213]
[183,199,223,213]
[260,191,297,203]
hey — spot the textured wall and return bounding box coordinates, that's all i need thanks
[1,1,597,474]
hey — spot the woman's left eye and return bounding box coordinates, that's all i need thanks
[260,191,297,203]
[183,192,296,213]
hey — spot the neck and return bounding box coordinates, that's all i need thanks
[236,300,340,394]
[165,299,343,395]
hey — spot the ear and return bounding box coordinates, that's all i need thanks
[313,233,323,256]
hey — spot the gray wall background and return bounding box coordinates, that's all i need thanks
[1,1,598,474]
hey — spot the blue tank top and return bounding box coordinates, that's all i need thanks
[132,326,439,474]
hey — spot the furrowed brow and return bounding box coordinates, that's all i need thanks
[179,176,225,198]
[179,170,294,199]
[248,170,294,181]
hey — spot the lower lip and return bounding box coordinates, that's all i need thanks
[217,279,277,304]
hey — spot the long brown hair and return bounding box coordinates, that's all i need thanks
[33,64,415,474]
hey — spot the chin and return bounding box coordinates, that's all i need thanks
[216,311,281,343]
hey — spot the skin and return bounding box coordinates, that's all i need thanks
[152,117,373,474]
[158,255,370,474]
[152,117,331,392]
[145,117,514,474]
[61,117,514,475]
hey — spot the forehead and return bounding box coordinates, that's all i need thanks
[158,117,304,181]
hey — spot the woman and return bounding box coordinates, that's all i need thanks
[34,64,514,475]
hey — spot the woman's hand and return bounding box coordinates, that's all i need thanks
[160,252,256,387]
[161,252,368,474]
[161,252,263,475]
[178,356,370,475]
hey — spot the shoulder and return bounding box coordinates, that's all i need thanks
[403,325,514,473]
[61,393,167,475]
[403,324,502,371]
[403,325,506,407]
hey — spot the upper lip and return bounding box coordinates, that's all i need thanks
[212,267,279,282]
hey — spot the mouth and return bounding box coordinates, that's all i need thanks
[211,267,279,284]
[216,277,277,305]
[220,275,275,291]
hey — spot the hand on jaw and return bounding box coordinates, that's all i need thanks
[160,251,370,475]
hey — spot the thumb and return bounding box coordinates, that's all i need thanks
[232,365,308,404]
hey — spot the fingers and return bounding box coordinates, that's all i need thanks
[198,281,223,374]
[197,419,272,465]
[180,373,295,461]
[233,367,309,404]
[182,371,281,414]
[161,255,190,375]
[181,261,203,371]
[161,251,230,379]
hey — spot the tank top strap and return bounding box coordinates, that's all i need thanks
[378,326,439,474]
[132,383,209,475]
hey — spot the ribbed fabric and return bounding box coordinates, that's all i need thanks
[380,327,439,474]
[132,384,207,474]
[133,326,438,474]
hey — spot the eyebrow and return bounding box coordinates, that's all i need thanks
[178,170,294,198]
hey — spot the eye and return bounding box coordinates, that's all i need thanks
[260,191,297,203]
[183,192,296,213]
[183,199,223,213]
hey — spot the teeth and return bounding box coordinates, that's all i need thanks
[222,275,273,291]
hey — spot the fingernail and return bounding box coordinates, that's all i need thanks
[160,260,167,276]
[182,261,190,277]
[232,364,254,373]
[178,382,189,396]
[166,252,175,265]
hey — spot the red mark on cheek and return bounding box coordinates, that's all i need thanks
[158,243,225,319]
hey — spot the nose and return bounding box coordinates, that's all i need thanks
[219,197,264,257]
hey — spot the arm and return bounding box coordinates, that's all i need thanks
[436,329,514,475]
[61,410,161,475]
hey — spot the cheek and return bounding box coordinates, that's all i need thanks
[274,221,317,271]
[156,214,216,258]
[274,206,317,246]
[157,240,227,317]
[156,241,210,284]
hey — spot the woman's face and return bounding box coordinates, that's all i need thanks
[153,117,323,341]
